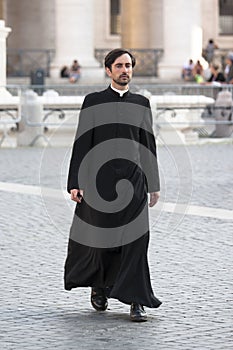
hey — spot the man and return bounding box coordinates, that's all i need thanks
[204,39,218,64]
[64,48,162,322]
[69,59,81,83]
[225,53,233,84]
[181,59,194,81]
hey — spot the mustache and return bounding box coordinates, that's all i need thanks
[120,74,129,78]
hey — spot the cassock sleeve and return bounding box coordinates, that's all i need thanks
[67,96,94,193]
[139,99,160,193]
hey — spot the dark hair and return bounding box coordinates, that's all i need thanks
[104,48,136,70]
[212,64,219,70]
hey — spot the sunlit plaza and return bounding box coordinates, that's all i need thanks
[1,1,233,349]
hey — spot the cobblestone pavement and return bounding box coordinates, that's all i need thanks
[0,144,233,350]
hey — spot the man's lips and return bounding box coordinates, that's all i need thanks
[120,74,129,79]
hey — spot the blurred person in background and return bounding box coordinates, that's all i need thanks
[69,59,81,83]
[181,59,195,81]
[206,63,225,84]
[225,53,233,84]
[204,39,218,64]
[193,60,204,83]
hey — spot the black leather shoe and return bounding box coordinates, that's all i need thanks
[91,287,108,311]
[130,303,147,322]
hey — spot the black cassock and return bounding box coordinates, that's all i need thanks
[64,86,162,308]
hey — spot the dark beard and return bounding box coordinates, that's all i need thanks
[113,77,130,86]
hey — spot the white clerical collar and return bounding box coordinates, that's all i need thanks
[111,84,129,97]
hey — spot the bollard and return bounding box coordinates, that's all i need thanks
[17,89,46,146]
[212,90,233,138]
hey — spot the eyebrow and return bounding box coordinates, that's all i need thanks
[114,62,132,66]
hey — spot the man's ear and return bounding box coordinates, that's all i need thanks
[105,67,112,77]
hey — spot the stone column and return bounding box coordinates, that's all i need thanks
[51,0,103,82]
[159,0,203,80]
[0,0,5,18]
[121,0,149,48]
[6,0,55,51]
[0,20,11,96]
[148,0,163,49]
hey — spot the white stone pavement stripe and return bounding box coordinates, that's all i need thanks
[0,181,232,221]
[150,202,233,221]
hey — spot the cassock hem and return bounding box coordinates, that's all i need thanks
[64,284,162,308]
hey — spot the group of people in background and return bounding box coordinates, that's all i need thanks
[60,45,233,86]
[60,59,81,83]
[182,39,233,85]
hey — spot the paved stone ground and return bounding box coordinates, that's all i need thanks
[0,144,233,350]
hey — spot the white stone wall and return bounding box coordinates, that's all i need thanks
[201,0,233,52]
[1,0,232,79]
[159,0,203,79]
[94,0,120,49]
[201,0,219,46]
[3,0,233,53]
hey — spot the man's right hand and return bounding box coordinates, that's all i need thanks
[70,189,84,203]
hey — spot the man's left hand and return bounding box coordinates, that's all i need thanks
[149,191,160,207]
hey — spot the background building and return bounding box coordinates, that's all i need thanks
[0,0,232,81]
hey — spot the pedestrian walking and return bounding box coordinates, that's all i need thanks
[64,48,162,322]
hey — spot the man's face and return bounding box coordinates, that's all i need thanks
[106,53,133,88]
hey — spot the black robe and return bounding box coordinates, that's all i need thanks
[64,86,161,308]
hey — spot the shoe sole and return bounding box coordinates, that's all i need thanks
[130,316,148,322]
[91,300,108,312]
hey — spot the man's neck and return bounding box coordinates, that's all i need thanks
[111,81,129,91]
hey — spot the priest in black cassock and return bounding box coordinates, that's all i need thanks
[64,48,162,322]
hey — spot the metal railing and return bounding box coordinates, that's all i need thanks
[0,83,233,147]
[2,82,233,98]
[7,49,55,77]
[95,48,163,77]
[0,86,22,146]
